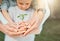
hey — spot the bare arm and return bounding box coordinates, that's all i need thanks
[1,0,13,23]
[0,22,24,37]
[23,9,44,36]
[23,0,46,36]
[2,10,13,23]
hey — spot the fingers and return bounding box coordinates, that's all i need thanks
[18,27,26,31]
[6,30,25,37]
[6,20,37,37]
[18,24,26,28]
[18,21,25,25]
[7,23,17,29]
[5,25,17,32]
[23,21,37,36]
[18,21,31,29]
[23,27,35,36]
[2,23,28,37]
[24,22,31,28]
[18,22,27,29]
[7,27,17,32]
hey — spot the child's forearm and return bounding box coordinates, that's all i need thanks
[2,10,13,23]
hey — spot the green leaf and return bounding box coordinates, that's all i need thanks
[17,14,28,20]
[24,14,28,16]
[22,16,24,20]
[17,15,20,18]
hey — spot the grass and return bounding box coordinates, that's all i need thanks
[0,19,60,41]
[35,19,60,41]
[0,32,5,41]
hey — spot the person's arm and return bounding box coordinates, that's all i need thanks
[1,0,14,23]
[0,22,25,37]
[23,9,44,36]
[0,13,24,37]
[0,12,8,24]
[0,13,15,32]
[2,10,14,23]
[23,0,47,36]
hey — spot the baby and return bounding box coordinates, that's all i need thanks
[5,0,36,41]
[0,0,50,41]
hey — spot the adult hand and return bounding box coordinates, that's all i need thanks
[23,20,37,36]
[23,10,44,36]
[0,24,25,37]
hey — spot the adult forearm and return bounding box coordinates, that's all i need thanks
[0,13,8,24]
[37,10,44,25]
[0,23,3,32]
[2,9,13,23]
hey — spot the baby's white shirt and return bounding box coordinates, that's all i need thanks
[8,6,34,23]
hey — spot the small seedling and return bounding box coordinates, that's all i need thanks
[17,14,28,20]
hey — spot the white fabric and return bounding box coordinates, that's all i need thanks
[8,6,34,23]
[38,0,50,34]
[4,0,50,41]
[5,6,35,41]
[5,34,35,41]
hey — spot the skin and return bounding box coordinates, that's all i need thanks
[16,0,44,36]
[0,0,21,37]
[24,10,44,36]
[16,0,32,10]
[0,0,33,37]
[0,22,25,37]
[16,0,33,35]
[0,0,45,37]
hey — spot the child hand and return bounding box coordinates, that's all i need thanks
[17,21,31,35]
[18,21,31,29]
[17,21,27,32]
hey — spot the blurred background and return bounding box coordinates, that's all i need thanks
[0,0,60,41]
[48,0,60,19]
[35,0,60,41]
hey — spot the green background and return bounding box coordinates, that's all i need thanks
[0,19,60,41]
